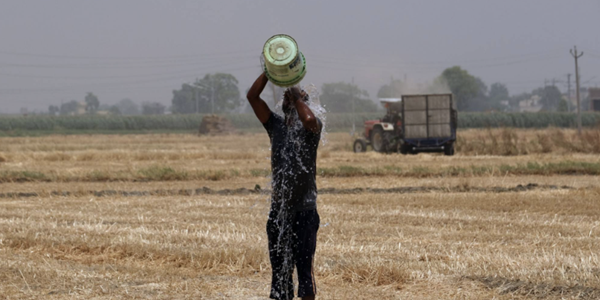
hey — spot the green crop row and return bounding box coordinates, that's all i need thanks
[458,112,600,128]
[0,115,204,131]
[327,112,600,130]
[0,112,598,133]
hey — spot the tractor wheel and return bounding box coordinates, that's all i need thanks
[371,127,386,153]
[353,139,367,153]
[444,143,455,156]
[384,132,398,153]
[400,143,409,155]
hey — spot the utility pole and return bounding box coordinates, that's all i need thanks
[567,73,572,112]
[570,46,584,135]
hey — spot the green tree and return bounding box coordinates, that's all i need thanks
[475,78,488,98]
[108,105,121,115]
[536,86,562,111]
[142,102,166,115]
[171,73,241,114]
[321,82,378,113]
[196,73,241,113]
[485,82,510,111]
[60,100,80,115]
[509,92,531,111]
[470,78,492,111]
[489,83,509,102]
[48,105,59,116]
[85,92,99,114]
[171,83,197,114]
[439,66,481,111]
[557,97,569,112]
[115,98,140,115]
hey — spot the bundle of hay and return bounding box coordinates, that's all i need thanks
[198,115,236,135]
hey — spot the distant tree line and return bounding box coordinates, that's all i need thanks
[374,66,580,113]
[47,94,165,116]
[2,112,600,132]
[170,73,380,114]
[42,68,586,118]
[171,73,241,114]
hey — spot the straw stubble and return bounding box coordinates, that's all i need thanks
[0,131,599,299]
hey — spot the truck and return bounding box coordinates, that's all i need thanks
[353,93,457,156]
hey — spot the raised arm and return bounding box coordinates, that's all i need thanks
[246,73,272,124]
[289,87,321,134]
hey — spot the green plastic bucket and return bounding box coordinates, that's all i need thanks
[262,34,307,87]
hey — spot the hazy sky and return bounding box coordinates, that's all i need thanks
[1,0,599,113]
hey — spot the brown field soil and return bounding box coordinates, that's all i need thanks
[1,130,600,299]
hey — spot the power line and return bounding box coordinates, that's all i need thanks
[0,64,258,96]
[582,76,597,85]
[0,58,254,80]
[0,49,256,61]
[0,54,255,69]
[467,55,563,69]
[589,53,600,57]
[308,52,562,73]
[309,48,564,68]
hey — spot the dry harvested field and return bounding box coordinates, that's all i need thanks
[1,129,599,299]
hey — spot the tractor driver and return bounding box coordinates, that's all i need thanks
[382,102,403,136]
[246,72,322,300]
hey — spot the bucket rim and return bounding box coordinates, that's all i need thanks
[264,52,307,87]
[263,34,299,66]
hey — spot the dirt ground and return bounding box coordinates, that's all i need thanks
[0,131,599,299]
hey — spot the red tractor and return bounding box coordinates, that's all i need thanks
[354,94,457,155]
[353,98,403,153]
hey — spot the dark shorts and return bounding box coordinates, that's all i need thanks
[267,209,320,300]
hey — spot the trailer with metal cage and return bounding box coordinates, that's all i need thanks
[400,94,457,155]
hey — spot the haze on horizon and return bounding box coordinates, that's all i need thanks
[0,0,599,113]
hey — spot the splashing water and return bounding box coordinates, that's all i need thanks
[266,82,326,299]
[274,83,328,146]
[303,83,328,146]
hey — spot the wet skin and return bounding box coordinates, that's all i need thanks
[247,73,321,300]
[246,73,321,134]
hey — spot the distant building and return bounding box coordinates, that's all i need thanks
[75,101,86,115]
[589,88,600,112]
[518,95,543,112]
[580,87,589,103]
